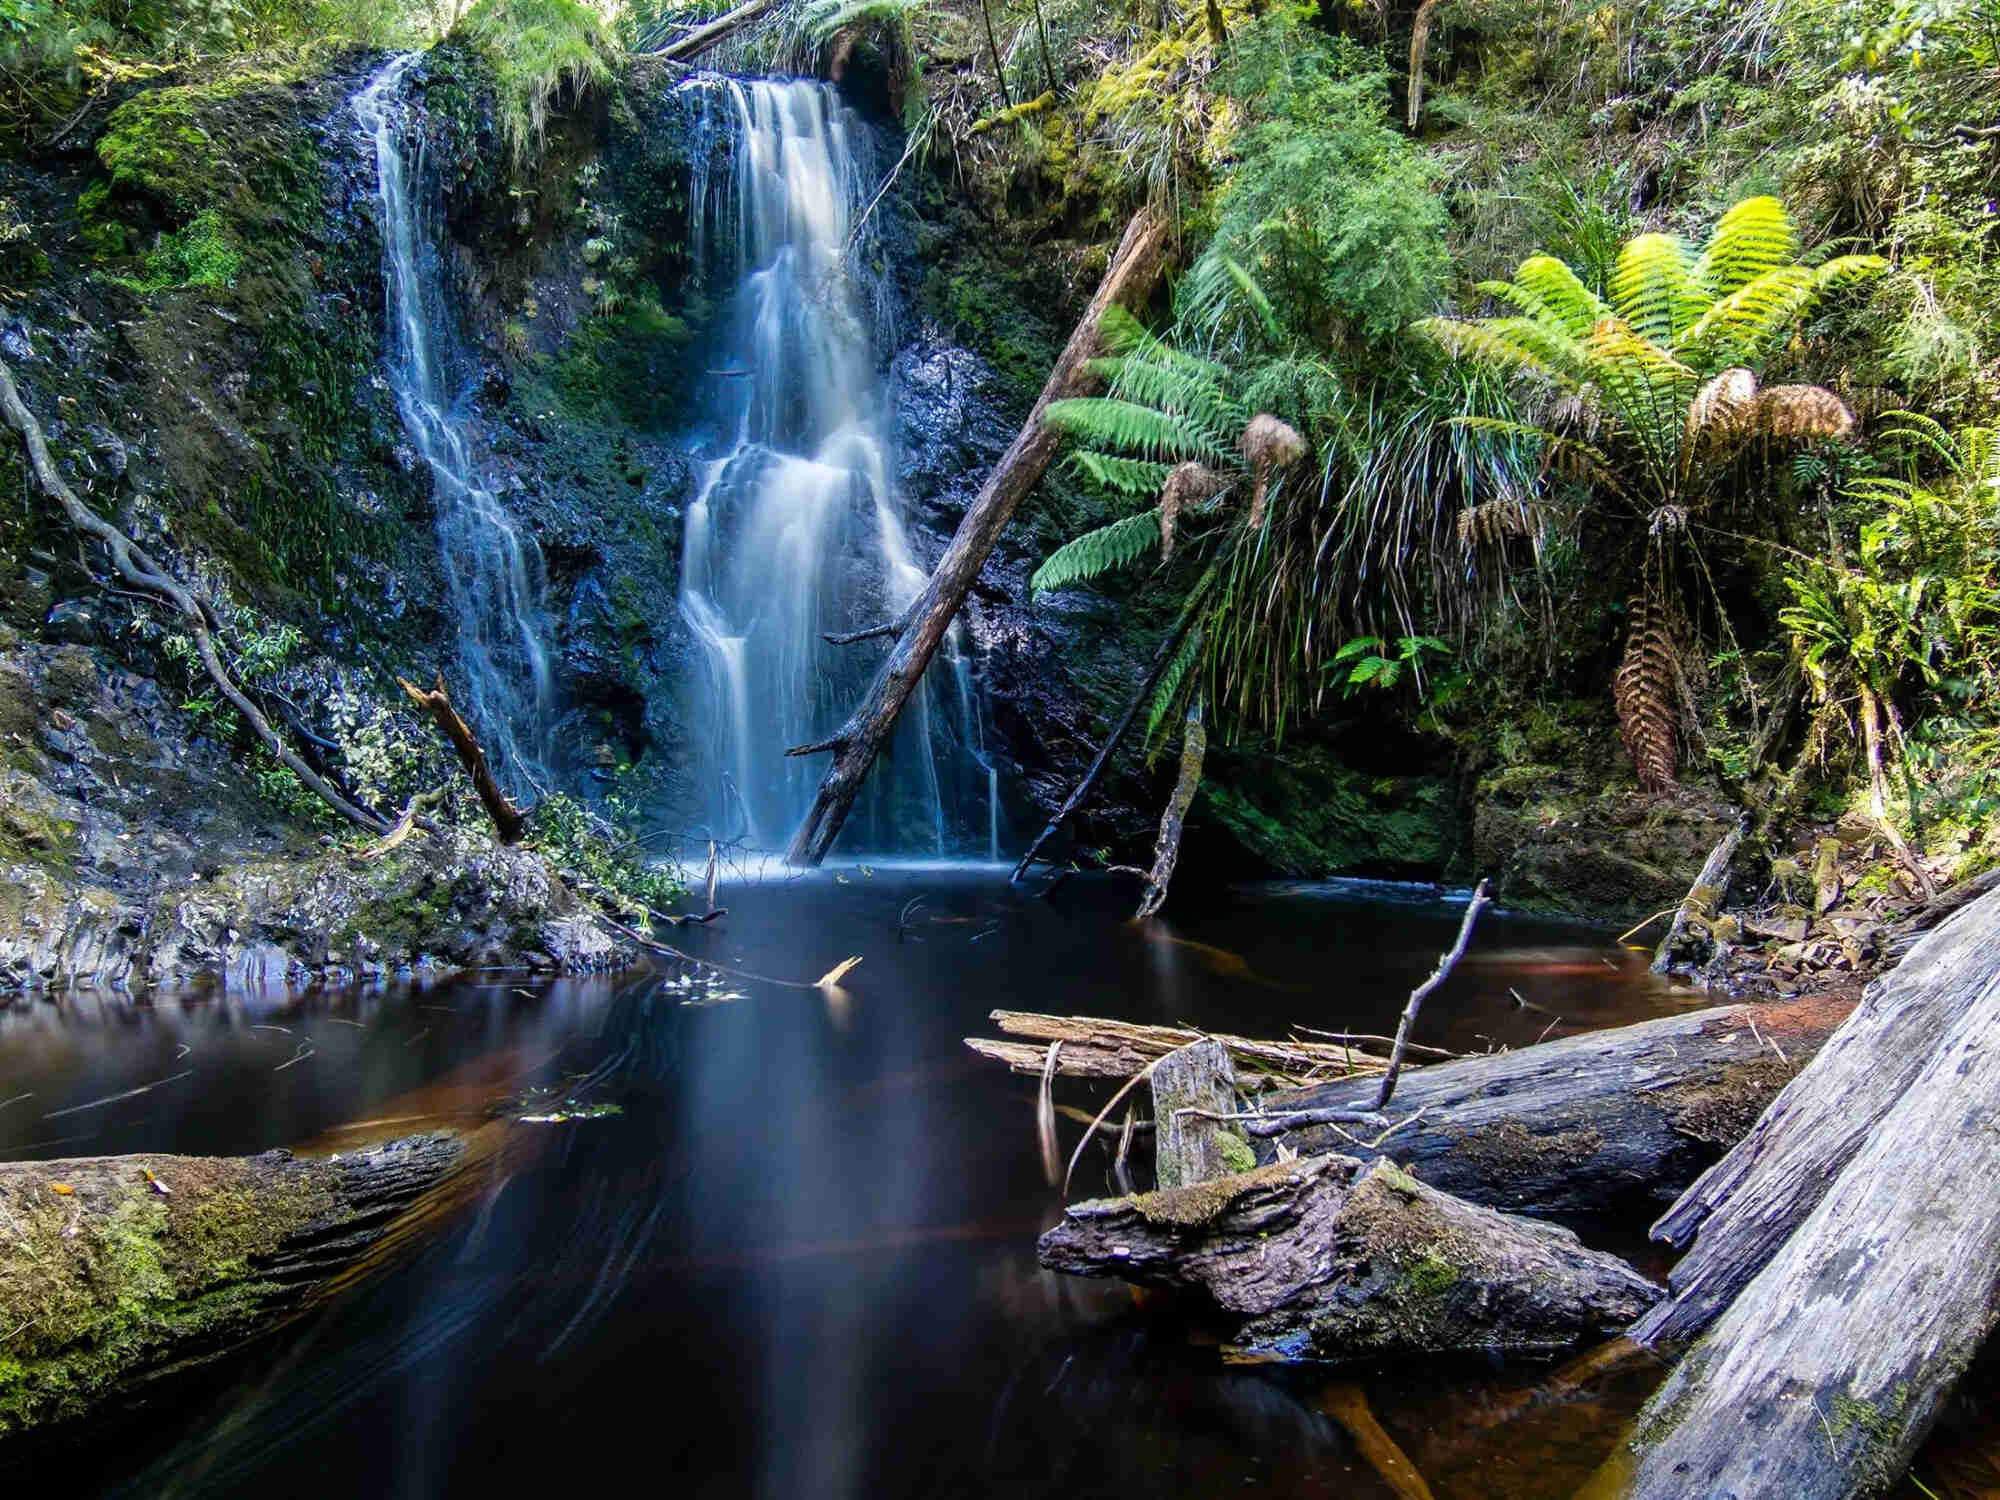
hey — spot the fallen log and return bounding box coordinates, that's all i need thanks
[1038,1154,1661,1365]
[1618,908,2000,1498]
[1632,883,2000,1345]
[648,0,780,61]
[965,1009,1407,1084]
[784,205,1172,865]
[0,1132,467,1435]
[1241,992,1854,1217]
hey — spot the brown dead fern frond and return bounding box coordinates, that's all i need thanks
[1685,366,1759,451]
[1158,461,1228,561]
[1456,498,1542,548]
[1240,413,1306,532]
[1615,592,1681,794]
[1756,384,1855,443]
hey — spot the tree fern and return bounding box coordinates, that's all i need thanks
[1069,451,1175,495]
[1030,510,1164,594]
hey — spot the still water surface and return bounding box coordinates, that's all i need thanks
[1,869,1688,1498]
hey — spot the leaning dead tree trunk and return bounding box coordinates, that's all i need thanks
[1226,992,1854,1218]
[648,0,780,61]
[785,205,1172,865]
[1650,812,1743,973]
[1010,608,1197,883]
[1134,695,1205,918]
[0,356,388,835]
[398,673,527,844]
[0,1133,468,1436]
[1619,889,2000,1498]
[1040,1154,1661,1365]
[1631,881,2000,1346]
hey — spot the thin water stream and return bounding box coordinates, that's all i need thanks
[2,876,1690,1498]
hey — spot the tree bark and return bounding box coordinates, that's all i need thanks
[784,205,1172,866]
[1619,914,2000,1498]
[1631,881,2000,1347]
[1245,992,1855,1218]
[398,673,527,844]
[1135,695,1205,918]
[0,1133,468,1436]
[1151,1039,1246,1188]
[1039,1154,1661,1365]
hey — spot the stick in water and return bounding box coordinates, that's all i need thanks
[1375,879,1491,1113]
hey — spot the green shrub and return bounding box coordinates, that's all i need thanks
[455,0,616,166]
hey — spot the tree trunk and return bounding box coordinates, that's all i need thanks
[1010,607,1196,883]
[1631,881,2000,1347]
[1619,909,2000,1498]
[398,673,527,843]
[784,205,1171,866]
[1039,1154,1661,1365]
[653,0,781,61]
[1243,992,1855,1218]
[0,1133,469,1436]
[1135,696,1205,918]
[1650,813,1744,973]
[1151,1039,1248,1188]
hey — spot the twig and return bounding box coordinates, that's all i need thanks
[1062,1058,1161,1198]
[1375,879,1491,1112]
[1175,1105,1392,1136]
[1617,906,1679,943]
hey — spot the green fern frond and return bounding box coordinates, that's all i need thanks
[799,0,929,41]
[1030,510,1164,593]
[1070,451,1176,495]
[1690,195,1798,301]
[1676,257,1885,366]
[1043,398,1230,464]
[1609,232,1699,346]
[1416,317,1582,385]
[1492,256,1610,339]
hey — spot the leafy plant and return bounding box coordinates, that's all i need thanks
[1420,195,1887,791]
[456,0,615,167]
[1330,634,1452,695]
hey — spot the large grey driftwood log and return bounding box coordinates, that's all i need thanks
[1039,1154,1661,1365]
[1620,887,2000,1499]
[0,1132,467,1435]
[1245,994,1852,1217]
[1633,883,2000,1344]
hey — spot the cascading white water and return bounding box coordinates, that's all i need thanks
[355,56,554,789]
[679,78,989,854]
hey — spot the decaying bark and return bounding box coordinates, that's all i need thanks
[1039,1154,1661,1365]
[1151,1040,1249,1188]
[398,673,527,844]
[1135,696,1206,918]
[0,355,388,836]
[1248,992,1854,1217]
[1650,813,1744,973]
[1633,882,2000,1347]
[0,1133,468,1435]
[784,205,1172,866]
[964,1008,1417,1084]
[1621,898,2000,1498]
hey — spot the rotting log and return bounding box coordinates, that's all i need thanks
[648,0,780,61]
[1617,911,2000,1498]
[1650,812,1744,973]
[399,673,527,844]
[1152,1040,1250,1188]
[1632,880,2000,1346]
[784,205,1172,866]
[1038,1154,1661,1365]
[1245,992,1855,1217]
[0,1133,468,1436]
[965,1009,1405,1084]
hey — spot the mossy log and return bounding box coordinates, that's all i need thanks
[1247,992,1853,1217]
[1635,883,2000,1345]
[1038,1155,1661,1365]
[1616,885,2000,1498]
[0,1132,465,1435]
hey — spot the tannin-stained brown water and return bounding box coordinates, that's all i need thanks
[1,868,1704,1498]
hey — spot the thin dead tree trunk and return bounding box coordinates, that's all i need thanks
[1135,695,1205,919]
[976,0,1013,109]
[0,356,388,835]
[1375,878,1489,1110]
[1650,814,1743,973]
[1030,0,1059,95]
[784,204,1172,865]
[1010,609,1197,883]
[397,673,527,844]
[653,0,781,61]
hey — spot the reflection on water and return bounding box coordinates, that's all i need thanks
[1,870,1691,1498]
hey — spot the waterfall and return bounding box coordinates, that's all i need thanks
[355,56,554,790]
[678,79,988,855]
